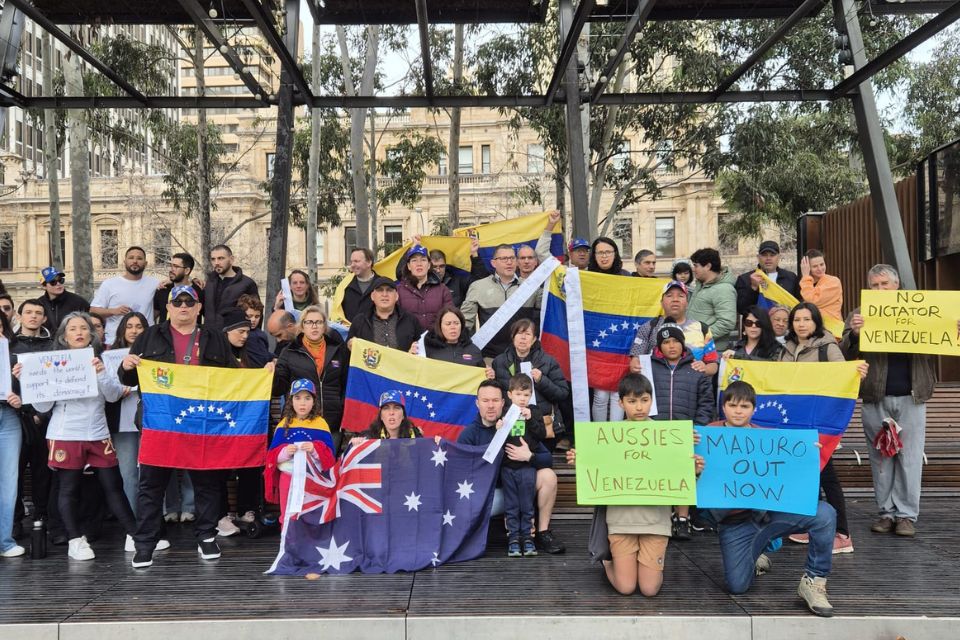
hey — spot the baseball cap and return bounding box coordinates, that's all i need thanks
[378,390,406,409]
[662,280,689,297]
[370,276,398,291]
[568,238,590,252]
[758,240,780,255]
[41,266,65,284]
[169,284,200,301]
[656,323,686,348]
[290,378,317,396]
[405,244,429,259]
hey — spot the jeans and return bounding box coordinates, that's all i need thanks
[862,397,926,521]
[112,432,140,516]
[591,390,624,422]
[136,465,221,550]
[718,501,836,594]
[0,406,22,553]
[164,469,195,515]
[500,465,536,542]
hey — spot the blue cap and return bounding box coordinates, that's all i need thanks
[378,390,406,409]
[662,280,689,297]
[290,378,317,396]
[568,238,590,252]
[405,244,429,259]
[41,266,64,284]
[169,284,199,301]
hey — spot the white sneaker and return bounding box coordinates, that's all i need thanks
[68,536,95,561]
[125,536,171,552]
[217,516,240,537]
[163,512,179,523]
[239,511,256,524]
[180,512,195,523]
[1,545,25,558]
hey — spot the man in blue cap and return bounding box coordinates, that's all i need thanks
[37,266,90,334]
[535,210,590,269]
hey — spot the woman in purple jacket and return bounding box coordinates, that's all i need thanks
[396,245,453,331]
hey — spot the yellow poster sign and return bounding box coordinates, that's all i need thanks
[860,290,960,355]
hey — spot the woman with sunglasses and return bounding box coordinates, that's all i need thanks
[722,305,783,361]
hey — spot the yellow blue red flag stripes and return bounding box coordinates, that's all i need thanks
[454,211,563,272]
[541,267,667,391]
[755,270,845,338]
[343,339,488,441]
[137,361,271,470]
[719,359,864,468]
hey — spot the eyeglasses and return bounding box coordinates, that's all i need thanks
[743,318,760,328]
[171,298,197,308]
[493,256,516,262]
[169,263,187,270]
[302,319,325,327]
[46,275,66,285]
[594,250,615,257]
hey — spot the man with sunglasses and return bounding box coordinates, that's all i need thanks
[154,252,203,324]
[119,285,237,568]
[37,267,90,334]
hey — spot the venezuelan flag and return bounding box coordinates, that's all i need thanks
[137,361,271,470]
[541,267,668,391]
[342,338,487,440]
[454,211,563,272]
[331,236,472,323]
[755,270,845,338]
[719,359,864,468]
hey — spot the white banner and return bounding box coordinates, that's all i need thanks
[0,338,11,398]
[638,354,658,417]
[483,404,521,464]
[471,257,561,350]
[18,347,98,404]
[563,268,592,424]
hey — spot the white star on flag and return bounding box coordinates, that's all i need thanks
[316,536,352,571]
[427,402,433,409]
[188,406,195,413]
[216,407,224,414]
[429,411,436,418]
[208,404,216,412]
[592,340,600,348]
[633,322,641,330]
[413,391,420,399]
[609,323,618,332]
[431,447,448,467]
[431,551,441,567]
[442,510,456,527]
[421,396,428,403]
[229,421,237,428]
[224,413,232,420]
[405,390,412,396]
[196,405,205,412]
[621,321,630,329]
[456,480,474,500]
[404,492,422,512]
[175,417,182,424]
[180,410,187,418]
[599,330,608,339]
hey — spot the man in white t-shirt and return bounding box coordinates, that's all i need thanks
[91,246,160,344]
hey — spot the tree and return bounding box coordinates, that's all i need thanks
[41,32,63,271]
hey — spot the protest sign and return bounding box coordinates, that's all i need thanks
[860,289,960,356]
[694,426,820,515]
[0,338,11,396]
[17,347,98,404]
[101,348,130,381]
[574,420,696,505]
[280,278,296,314]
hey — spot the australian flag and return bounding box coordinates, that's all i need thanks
[267,438,501,575]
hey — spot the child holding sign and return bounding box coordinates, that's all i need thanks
[502,374,546,558]
[567,374,705,596]
[704,381,839,618]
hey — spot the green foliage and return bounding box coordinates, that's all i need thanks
[320,268,349,299]
[376,132,445,209]
[156,121,224,218]
[902,29,960,166]
[287,111,352,228]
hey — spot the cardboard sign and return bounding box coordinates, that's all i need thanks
[694,426,820,516]
[574,420,696,506]
[17,347,98,404]
[860,289,960,355]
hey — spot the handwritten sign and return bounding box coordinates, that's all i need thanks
[574,420,696,505]
[101,348,130,381]
[860,290,960,355]
[694,426,820,516]
[0,338,11,397]
[17,347,98,404]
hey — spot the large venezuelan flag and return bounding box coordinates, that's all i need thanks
[541,267,668,391]
[454,211,563,272]
[719,359,863,468]
[755,270,845,338]
[137,361,271,469]
[343,339,488,440]
[331,236,472,323]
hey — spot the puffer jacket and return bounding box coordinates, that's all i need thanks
[779,332,844,363]
[461,274,541,358]
[688,266,738,351]
[396,273,453,331]
[422,331,484,367]
[272,333,347,431]
[491,341,570,429]
[647,349,715,425]
[840,307,936,404]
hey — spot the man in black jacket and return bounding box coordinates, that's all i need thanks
[340,247,378,322]
[37,267,89,334]
[346,277,421,353]
[734,241,801,316]
[203,244,259,329]
[154,252,202,323]
[119,285,237,568]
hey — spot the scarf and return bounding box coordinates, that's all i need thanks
[303,335,327,376]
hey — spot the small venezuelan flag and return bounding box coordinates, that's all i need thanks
[137,361,271,470]
[342,339,488,440]
[454,211,563,271]
[719,358,864,469]
[755,270,845,338]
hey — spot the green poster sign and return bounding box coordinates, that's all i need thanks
[574,420,697,505]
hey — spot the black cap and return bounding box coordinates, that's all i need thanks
[656,323,686,348]
[758,240,780,255]
[221,307,249,333]
[370,276,398,291]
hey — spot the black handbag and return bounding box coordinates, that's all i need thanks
[588,506,612,564]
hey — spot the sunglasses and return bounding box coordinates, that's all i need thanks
[742,318,760,328]
[171,298,198,308]
[46,275,66,285]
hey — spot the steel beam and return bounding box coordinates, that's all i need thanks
[2,96,270,108]
[832,0,960,98]
[589,0,657,103]
[545,0,595,106]
[596,89,835,104]
[414,0,435,102]
[833,0,916,288]
[177,0,274,101]
[712,0,824,99]
[238,0,313,103]
[6,0,148,104]
[0,83,26,108]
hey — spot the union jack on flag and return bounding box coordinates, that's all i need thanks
[300,439,384,524]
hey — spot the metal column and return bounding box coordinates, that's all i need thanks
[558,0,592,241]
[833,0,916,288]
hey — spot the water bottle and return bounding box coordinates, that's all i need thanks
[30,520,47,559]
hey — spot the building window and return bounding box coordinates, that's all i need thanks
[458,146,473,175]
[316,230,326,266]
[613,217,633,258]
[655,139,674,173]
[48,230,66,265]
[382,224,404,256]
[481,145,491,174]
[0,231,13,271]
[99,229,119,269]
[344,226,357,265]
[655,217,676,259]
[527,143,545,173]
[718,214,738,255]
[438,152,447,176]
[613,141,631,170]
[154,227,172,265]
[266,152,275,179]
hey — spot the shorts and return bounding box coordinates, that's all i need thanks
[48,439,119,470]
[608,533,669,571]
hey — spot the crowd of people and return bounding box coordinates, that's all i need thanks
[0,221,945,618]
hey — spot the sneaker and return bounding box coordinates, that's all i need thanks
[239,511,257,524]
[832,533,854,554]
[895,518,916,537]
[180,512,195,523]
[797,575,834,617]
[68,536,95,561]
[198,537,221,560]
[125,536,171,552]
[535,529,566,555]
[163,512,180,524]
[522,539,538,557]
[507,540,522,557]
[754,553,772,576]
[871,517,895,533]
[671,514,691,541]
[217,516,240,537]
[131,549,153,568]
[1,545,25,558]
[788,533,810,544]
[554,438,571,451]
